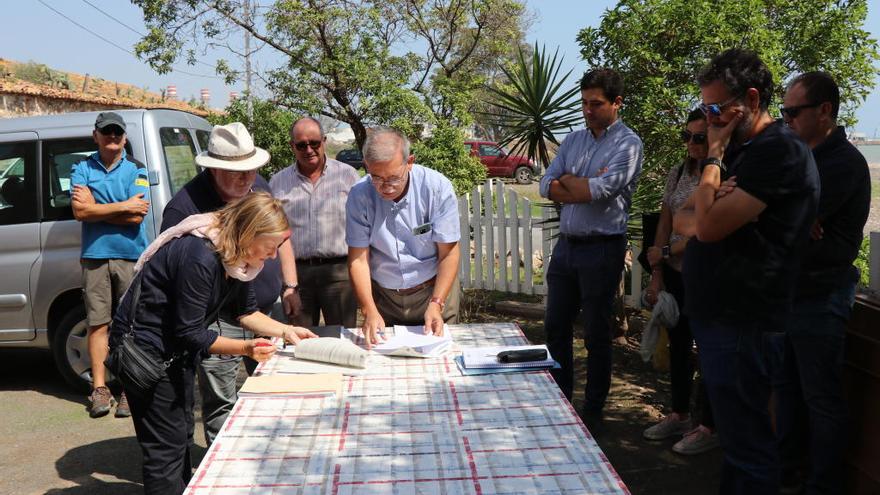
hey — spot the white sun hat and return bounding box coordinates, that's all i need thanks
[194,122,270,171]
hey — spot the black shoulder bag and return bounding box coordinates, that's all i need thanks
[104,271,170,393]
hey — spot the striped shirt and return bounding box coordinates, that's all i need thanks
[269,158,360,259]
[539,120,643,236]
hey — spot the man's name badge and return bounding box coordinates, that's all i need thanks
[412,223,432,235]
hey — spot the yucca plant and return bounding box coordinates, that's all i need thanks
[482,43,582,169]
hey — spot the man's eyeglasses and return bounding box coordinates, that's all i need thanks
[680,130,707,144]
[779,102,821,120]
[699,95,739,117]
[370,164,409,188]
[293,139,323,151]
[97,126,125,137]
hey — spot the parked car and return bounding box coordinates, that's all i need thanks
[0,109,213,392]
[464,140,539,184]
[335,148,364,169]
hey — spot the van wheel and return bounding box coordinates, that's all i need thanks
[52,305,94,393]
[514,166,532,184]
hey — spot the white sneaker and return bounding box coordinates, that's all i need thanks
[672,425,720,455]
[643,413,691,440]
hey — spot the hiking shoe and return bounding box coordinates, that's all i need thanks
[115,391,131,418]
[88,386,116,418]
[643,413,691,440]
[672,425,720,455]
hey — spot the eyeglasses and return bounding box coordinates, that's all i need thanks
[779,102,821,119]
[680,130,707,144]
[97,126,125,137]
[370,164,409,188]
[699,95,739,117]
[293,139,323,151]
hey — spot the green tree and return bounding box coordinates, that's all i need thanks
[208,96,295,177]
[411,123,486,196]
[482,43,582,169]
[577,0,879,214]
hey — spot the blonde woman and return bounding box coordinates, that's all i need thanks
[109,192,316,494]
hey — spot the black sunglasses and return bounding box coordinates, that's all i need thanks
[779,102,821,119]
[293,139,323,151]
[97,126,125,137]
[680,130,707,145]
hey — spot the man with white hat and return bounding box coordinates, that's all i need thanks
[161,122,301,446]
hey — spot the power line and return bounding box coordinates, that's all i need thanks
[78,0,219,72]
[37,0,222,80]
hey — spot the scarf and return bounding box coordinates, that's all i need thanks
[134,212,263,282]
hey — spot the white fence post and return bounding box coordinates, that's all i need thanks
[458,195,470,289]
[471,185,483,289]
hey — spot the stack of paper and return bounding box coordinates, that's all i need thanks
[456,345,558,376]
[372,325,452,358]
[239,373,343,398]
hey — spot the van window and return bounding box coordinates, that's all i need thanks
[159,127,199,194]
[0,141,38,226]
[41,139,136,222]
[196,130,210,152]
[479,144,504,157]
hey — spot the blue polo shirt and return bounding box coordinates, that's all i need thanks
[345,164,460,289]
[71,151,150,260]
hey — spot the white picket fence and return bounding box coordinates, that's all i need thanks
[457,179,644,305]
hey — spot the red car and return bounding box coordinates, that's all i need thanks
[464,141,539,184]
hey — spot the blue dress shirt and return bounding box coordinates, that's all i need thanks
[346,164,460,290]
[539,120,643,235]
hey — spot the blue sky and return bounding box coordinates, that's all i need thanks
[3,0,879,135]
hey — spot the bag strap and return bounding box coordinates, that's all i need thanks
[126,271,144,337]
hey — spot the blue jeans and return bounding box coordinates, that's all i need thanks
[690,317,782,494]
[544,235,626,410]
[776,283,855,494]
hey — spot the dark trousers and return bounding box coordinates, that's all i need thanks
[776,283,854,494]
[544,235,626,410]
[691,317,783,494]
[126,362,196,495]
[291,259,357,328]
[663,264,714,427]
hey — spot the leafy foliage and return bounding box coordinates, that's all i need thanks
[207,96,295,178]
[482,43,582,168]
[577,0,879,214]
[854,235,871,288]
[411,123,486,196]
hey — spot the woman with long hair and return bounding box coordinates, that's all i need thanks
[109,192,316,494]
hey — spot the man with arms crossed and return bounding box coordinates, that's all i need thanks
[539,68,643,418]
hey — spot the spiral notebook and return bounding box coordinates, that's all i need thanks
[461,345,555,369]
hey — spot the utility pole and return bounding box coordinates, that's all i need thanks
[243,0,254,121]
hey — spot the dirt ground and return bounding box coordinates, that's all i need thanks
[0,289,720,495]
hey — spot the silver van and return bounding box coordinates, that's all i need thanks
[0,109,213,391]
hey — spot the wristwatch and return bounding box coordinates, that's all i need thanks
[699,157,725,173]
[429,296,446,310]
[661,245,671,259]
[281,282,299,294]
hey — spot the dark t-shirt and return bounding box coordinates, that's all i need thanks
[110,235,257,360]
[683,120,819,327]
[796,126,870,297]
[161,170,283,312]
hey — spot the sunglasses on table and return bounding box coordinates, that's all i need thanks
[97,126,125,137]
[293,139,324,151]
[680,130,707,144]
[698,95,739,117]
[779,102,821,119]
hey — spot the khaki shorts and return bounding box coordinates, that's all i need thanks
[81,258,136,327]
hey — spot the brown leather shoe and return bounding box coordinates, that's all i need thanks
[114,391,131,418]
[88,386,115,418]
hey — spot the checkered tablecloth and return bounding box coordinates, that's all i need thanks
[185,323,630,494]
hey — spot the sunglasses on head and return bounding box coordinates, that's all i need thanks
[699,95,739,117]
[680,130,707,144]
[293,139,323,151]
[779,102,821,119]
[98,126,125,137]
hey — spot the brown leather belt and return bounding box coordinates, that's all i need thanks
[378,276,436,295]
[296,256,347,266]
